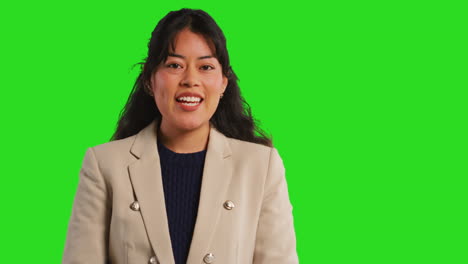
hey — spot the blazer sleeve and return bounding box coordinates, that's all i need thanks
[253,148,299,264]
[62,147,111,264]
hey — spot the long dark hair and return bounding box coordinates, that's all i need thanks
[111,8,272,147]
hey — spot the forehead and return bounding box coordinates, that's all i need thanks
[169,29,216,55]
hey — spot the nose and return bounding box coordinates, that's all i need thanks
[180,65,200,87]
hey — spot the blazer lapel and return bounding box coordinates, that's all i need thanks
[128,120,175,264]
[186,126,233,264]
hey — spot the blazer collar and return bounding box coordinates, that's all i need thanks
[129,119,232,159]
[128,120,233,264]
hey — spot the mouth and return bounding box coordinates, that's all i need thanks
[175,96,204,106]
[175,94,204,111]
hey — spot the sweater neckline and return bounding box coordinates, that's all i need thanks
[157,140,207,157]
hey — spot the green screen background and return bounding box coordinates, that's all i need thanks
[0,0,466,263]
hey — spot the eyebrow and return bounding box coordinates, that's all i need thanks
[168,53,214,60]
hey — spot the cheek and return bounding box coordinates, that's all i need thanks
[152,73,175,112]
[206,76,225,93]
[206,83,223,108]
[203,76,225,110]
[153,73,177,99]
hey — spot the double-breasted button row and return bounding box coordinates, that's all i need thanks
[223,200,235,210]
[148,254,212,263]
[130,201,140,211]
[203,253,215,263]
[134,200,234,211]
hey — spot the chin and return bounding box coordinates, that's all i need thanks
[176,119,208,132]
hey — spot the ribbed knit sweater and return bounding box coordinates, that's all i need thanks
[157,141,206,264]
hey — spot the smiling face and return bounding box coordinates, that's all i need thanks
[150,28,227,135]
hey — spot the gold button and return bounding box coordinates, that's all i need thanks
[149,256,157,264]
[203,253,215,263]
[223,200,235,210]
[130,201,140,211]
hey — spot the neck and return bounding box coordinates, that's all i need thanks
[158,122,210,153]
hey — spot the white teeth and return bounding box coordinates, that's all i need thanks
[177,96,202,103]
[181,102,199,106]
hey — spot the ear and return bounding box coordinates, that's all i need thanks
[221,75,228,93]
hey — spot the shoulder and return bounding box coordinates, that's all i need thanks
[91,135,136,157]
[83,134,138,172]
[227,137,271,155]
[224,136,283,169]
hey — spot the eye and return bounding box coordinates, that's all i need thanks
[166,63,182,69]
[200,65,214,71]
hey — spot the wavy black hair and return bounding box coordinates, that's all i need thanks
[111,8,272,147]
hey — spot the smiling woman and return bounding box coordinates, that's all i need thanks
[62,8,298,264]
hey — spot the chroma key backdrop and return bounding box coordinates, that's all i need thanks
[0,0,465,263]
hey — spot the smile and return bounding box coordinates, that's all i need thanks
[176,96,204,111]
[176,96,202,104]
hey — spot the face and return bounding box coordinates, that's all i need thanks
[150,28,227,134]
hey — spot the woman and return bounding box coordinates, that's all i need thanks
[63,8,298,264]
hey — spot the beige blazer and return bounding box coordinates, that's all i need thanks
[63,120,298,264]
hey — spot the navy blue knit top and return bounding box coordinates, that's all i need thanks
[157,141,206,264]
